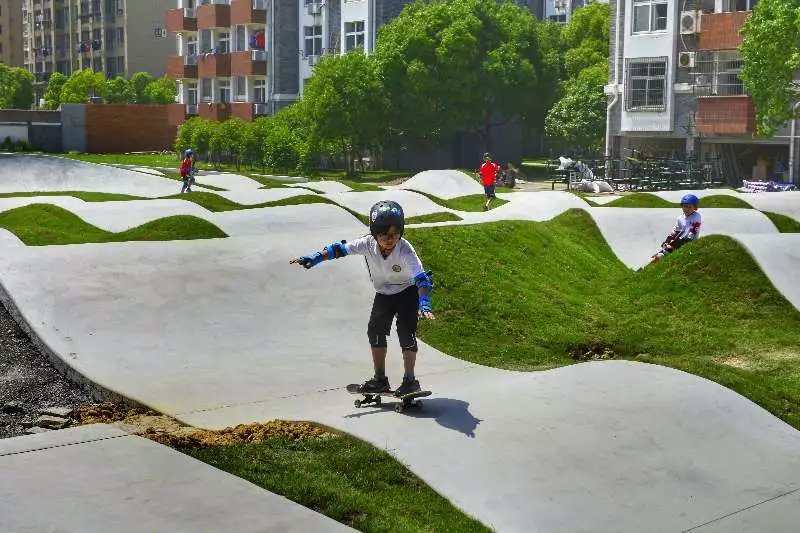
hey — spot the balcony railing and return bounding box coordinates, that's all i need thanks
[251,49,266,61]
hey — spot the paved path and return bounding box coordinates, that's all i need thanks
[0,424,353,533]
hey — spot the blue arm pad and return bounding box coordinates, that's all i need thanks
[299,251,324,269]
[418,293,432,313]
[414,270,433,292]
[324,240,348,260]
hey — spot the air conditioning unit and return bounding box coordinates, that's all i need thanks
[680,10,701,34]
[307,2,321,15]
[678,51,696,68]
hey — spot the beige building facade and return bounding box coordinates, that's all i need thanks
[0,0,25,66]
[22,0,174,104]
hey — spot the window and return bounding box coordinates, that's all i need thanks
[201,78,212,101]
[186,82,197,105]
[217,31,230,53]
[219,80,230,103]
[713,51,745,96]
[235,25,245,52]
[253,78,265,102]
[200,29,211,52]
[345,21,364,51]
[632,0,667,33]
[721,0,757,11]
[186,36,198,58]
[304,25,322,57]
[625,57,667,111]
[116,27,124,44]
[235,76,246,101]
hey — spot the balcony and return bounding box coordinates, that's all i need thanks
[167,55,198,79]
[165,8,198,33]
[699,12,750,51]
[199,101,231,122]
[695,95,755,135]
[231,102,253,121]
[186,104,198,115]
[231,49,266,76]
[197,2,231,29]
[197,53,231,77]
[231,0,266,25]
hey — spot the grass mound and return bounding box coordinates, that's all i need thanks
[162,192,333,212]
[0,204,227,245]
[764,211,800,232]
[598,193,752,209]
[0,191,146,201]
[407,190,508,212]
[408,209,800,429]
[407,212,462,224]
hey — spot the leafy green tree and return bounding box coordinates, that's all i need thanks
[373,0,548,151]
[43,72,68,110]
[0,65,34,109]
[60,69,106,103]
[263,119,300,172]
[544,64,608,152]
[105,76,136,103]
[190,118,215,161]
[302,49,387,172]
[175,116,199,156]
[560,2,611,78]
[243,117,271,169]
[144,76,177,104]
[740,0,800,136]
[131,72,154,104]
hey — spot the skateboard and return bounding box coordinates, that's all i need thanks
[346,383,432,413]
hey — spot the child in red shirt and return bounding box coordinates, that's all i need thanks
[180,149,196,193]
[479,152,501,211]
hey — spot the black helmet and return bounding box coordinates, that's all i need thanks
[483,152,492,160]
[369,200,404,237]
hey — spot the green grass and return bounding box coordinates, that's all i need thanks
[0,204,227,245]
[161,192,334,212]
[407,209,800,429]
[764,211,800,233]
[407,190,508,212]
[0,191,146,201]
[595,193,753,209]
[181,435,490,533]
[407,212,463,224]
[160,171,228,192]
[339,180,385,192]
[59,152,182,168]
[314,169,413,183]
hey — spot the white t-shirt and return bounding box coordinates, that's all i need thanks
[671,211,702,241]
[346,236,424,295]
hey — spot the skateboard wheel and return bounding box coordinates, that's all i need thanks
[354,400,362,408]
[395,403,403,413]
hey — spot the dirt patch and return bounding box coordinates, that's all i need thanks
[569,342,617,361]
[75,402,337,448]
[713,356,758,371]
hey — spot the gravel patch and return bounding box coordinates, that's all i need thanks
[0,302,92,439]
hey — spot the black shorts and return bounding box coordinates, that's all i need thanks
[367,285,419,350]
[484,184,495,198]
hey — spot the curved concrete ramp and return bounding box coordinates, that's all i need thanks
[654,190,800,223]
[215,187,313,205]
[0,228,25,248]
[324,189,455,217]
[731,234,800,311]
[193,172,263,191]
[0,154,184,197]
[289,181,353,194]
[392,169,484,199]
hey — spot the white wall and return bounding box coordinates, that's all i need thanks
[0,125,29,144]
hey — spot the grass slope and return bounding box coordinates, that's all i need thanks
[407,212,462,224]
[0,191,146,201]
[161,192,331,212]
[408,209,800,429]
[763,211,800,233]
[595,193,753,209]
[407,190,508,212]
[182,435,489,533]
[0,204,227,245]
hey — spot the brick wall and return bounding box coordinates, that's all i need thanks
[699,12,750,51]
[84,105,181,153]
[695,96,755,135]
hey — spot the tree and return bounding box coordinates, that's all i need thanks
[560,2,611,78]
[740,0,800,137]
[0,65,34,109]
[302,49,387,172]
[60,69,106,103]
[144,76,177,104]
[544,64,608,152]
[131,72,154,103]
[105,76,135,103]
[373,0,548,151]
[43,72,68,110]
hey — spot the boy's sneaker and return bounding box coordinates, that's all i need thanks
[395,378,421,397]
[361,376,390,394]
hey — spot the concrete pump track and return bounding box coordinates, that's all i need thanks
[1,154,799,532]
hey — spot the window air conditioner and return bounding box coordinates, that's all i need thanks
[678,51,695,68]
[680,11,701,34]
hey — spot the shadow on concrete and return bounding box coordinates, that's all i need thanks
[344,397,482,438]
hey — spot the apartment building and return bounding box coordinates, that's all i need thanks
[0,0,25,67]
[606,0,797,181]
[22,0,174,104]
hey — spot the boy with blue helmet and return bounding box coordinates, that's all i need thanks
[179,149,196,193]
[290,200,435,397]
[650,193,702,263]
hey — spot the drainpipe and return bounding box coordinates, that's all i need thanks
[789,102,800,183]
[604,0,623,178]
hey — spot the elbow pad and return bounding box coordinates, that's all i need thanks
[414,270,433,292]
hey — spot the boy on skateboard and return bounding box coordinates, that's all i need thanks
[650,193,702,263]
[290,200,435,397]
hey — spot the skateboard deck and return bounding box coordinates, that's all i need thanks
[346,383,432,413]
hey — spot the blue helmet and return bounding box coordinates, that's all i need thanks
[184,149,193,157]
[680,193,699,206]
[369,200,404,237]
